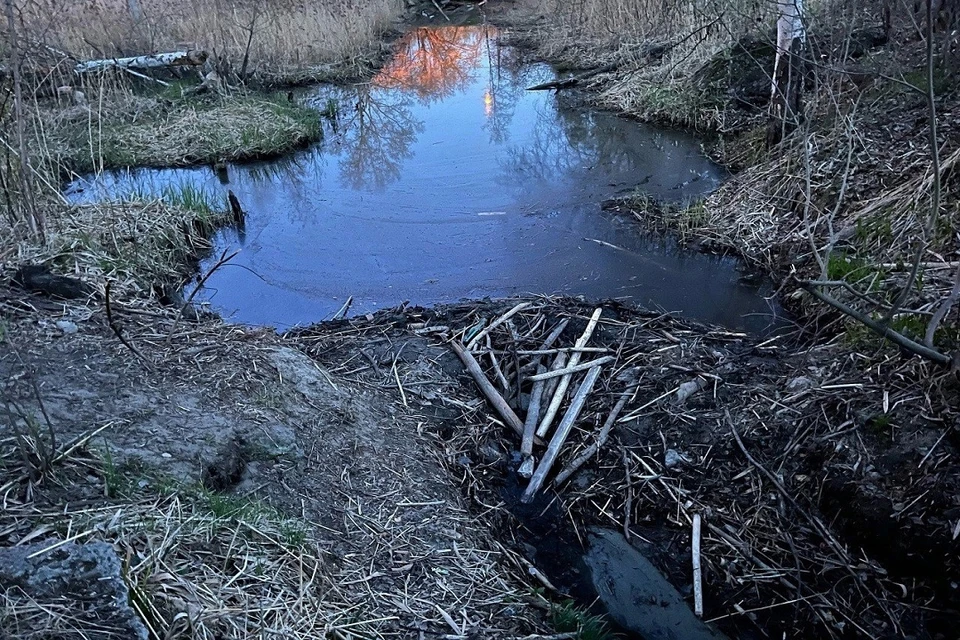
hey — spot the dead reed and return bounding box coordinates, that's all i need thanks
[18,0,404,84]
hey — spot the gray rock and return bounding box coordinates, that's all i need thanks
[268,347,337,398]
[664,449,689,468]
[0,540,148,639]
[785,376,814,392]
[584,528,727,640]
[56,320,79,334]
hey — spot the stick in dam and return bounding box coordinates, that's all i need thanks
[450,339,526,440]
[522,363,603,503]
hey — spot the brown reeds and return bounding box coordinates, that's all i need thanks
[16,0,404,85]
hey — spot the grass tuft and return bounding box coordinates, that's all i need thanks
[550,600,616,640]
[45,92,323,173]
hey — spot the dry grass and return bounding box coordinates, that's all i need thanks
[35,88,323,173]
[0,295,557,639]
[0,191,232,300]
[505,0,780,129]
[0,446,549,638]
[19,0,404,85]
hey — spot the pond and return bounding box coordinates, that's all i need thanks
[67,24,780,332]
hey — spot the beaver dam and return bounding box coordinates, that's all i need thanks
[67,24,781,333]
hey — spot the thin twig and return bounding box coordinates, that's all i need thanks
[166,249,237,343]
[105,280,154,370]
[727,410,900,633]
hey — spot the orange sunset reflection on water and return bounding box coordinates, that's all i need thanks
[374,25,496,116]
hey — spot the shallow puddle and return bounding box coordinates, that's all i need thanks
[67,25,781,332]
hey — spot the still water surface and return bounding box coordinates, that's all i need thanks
[67,25,780,332]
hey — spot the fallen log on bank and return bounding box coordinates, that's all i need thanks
[75,50,208,75]
[526,63,619,91]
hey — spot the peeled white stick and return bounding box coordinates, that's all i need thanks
[536,308,603,438]
[466,301,532,350]
[553,371,640,486]
[692,513,703,617]
[540,351,568,407]
[527,356,614,382]
[521,365,546,458]
[522,364,603,503]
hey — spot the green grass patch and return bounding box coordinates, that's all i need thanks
[550,600,615,640]
[826,250,884,288]
[158,183,219,219]
[626,192,712,241]
[200,489,309,548]
[900,66,954,96]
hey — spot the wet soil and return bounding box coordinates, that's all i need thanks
[0,290,554,637]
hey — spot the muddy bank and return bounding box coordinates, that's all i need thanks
[3,279,959,638]
[0,286,557,638]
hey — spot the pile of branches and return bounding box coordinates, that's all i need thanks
[290,297,958,638]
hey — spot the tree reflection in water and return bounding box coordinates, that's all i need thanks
[326,85,423,190]
[499,93,713,199]
[375,26,488,101]
[321,25,539,190]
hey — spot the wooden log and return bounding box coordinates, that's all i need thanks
[536,308,602,438]
[75,50,208,74]
[554,370,640,485]
[449,339,525,439]
[522,364,603,503]
[526,62,619,91]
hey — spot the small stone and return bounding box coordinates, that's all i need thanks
[676,377,706,403]
[56,320,78,334]
[161,452,172,459]
[785,376,814,392]
[664,449,689,468]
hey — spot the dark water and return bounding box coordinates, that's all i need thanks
[66,25,781,332]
